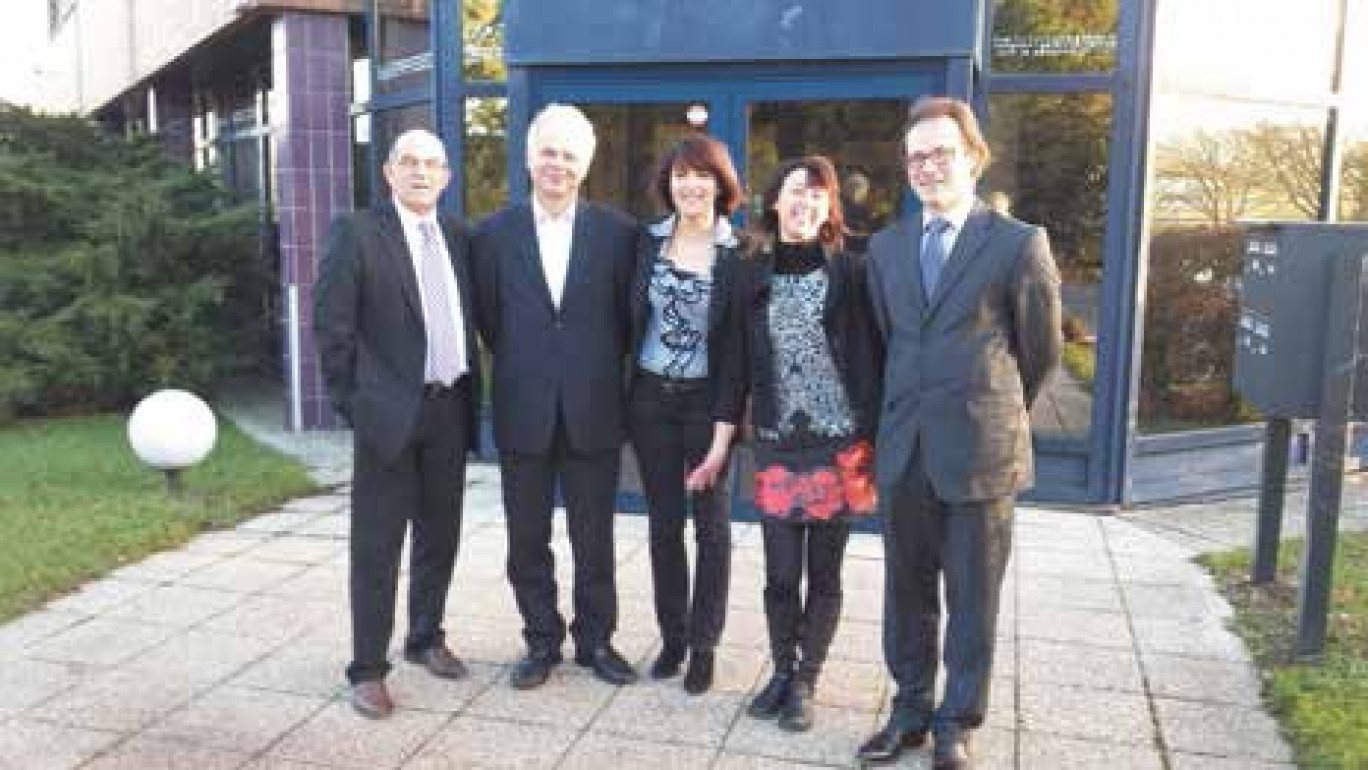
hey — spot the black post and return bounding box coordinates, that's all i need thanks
[1252,417,1292,584]
[1295,251,1367,660]
[164,468,184,496]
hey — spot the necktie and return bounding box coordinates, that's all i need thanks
[416,220,463,384]
[920,217,952,298]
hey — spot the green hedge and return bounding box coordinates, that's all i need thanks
[0,104,272,422]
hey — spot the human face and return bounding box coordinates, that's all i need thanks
[670,164,718,222]
[527,125,585,210]
[903,115,978,215]
[773,167,830,244]
[383,132,450,216]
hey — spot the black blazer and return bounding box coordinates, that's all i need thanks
[728,242,881,441]
[471,201,638,453]
[627,216,746,424]
[866,201,1062,502]
[313,202,483,463]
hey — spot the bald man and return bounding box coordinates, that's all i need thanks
[472,104,639,690]
[315,129,482,718]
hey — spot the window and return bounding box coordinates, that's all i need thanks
[985,93,1113,438]
[991,0,1118,73]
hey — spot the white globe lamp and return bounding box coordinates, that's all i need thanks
[127,389,218,493]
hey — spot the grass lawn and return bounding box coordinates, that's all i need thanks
[1203,533,1368,769]
[0,413,318,623]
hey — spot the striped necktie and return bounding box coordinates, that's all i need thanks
[416,220,464,384]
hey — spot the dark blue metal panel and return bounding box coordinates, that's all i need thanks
[432,0,465,217]
[504,0,982,65]
[1105,0,1159,505]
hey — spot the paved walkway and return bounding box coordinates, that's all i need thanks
[9,398,1368,768]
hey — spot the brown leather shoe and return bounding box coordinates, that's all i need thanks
[350,680,394,719]
[404,644,469,679]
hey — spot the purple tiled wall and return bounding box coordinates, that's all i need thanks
[272,12,353,430]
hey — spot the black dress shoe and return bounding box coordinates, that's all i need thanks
[650,643,687,679]
[777,680,814,732]
[510,650,562,690]
[682,648,714,695]
[574,645,639,685]
[932,730,971,770]
[403,644,469,680]
[747,671,792,719]
[856,722,929,764]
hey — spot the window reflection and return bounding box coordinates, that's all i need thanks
[465,97,507,220]
[1153,0,1339,100]
[578,103,697,221]
[984,93,1113,439]
[1141,95,1327,433]
[375,0,431,96]
[747,100,906,251]
[991,0,1117,73]
[463,0,505,81]
[1340,111,1368,222]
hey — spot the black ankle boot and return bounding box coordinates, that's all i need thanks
[777,679,814,732]
[650,642,687,679]
[683,648,714,695]
[747,667,792,719]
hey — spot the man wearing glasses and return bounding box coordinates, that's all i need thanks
[316,129,481,718]
[858,97,1062,769]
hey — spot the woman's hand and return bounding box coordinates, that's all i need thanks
[686,450,727,491]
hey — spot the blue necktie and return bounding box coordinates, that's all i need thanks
[920,217,952,298]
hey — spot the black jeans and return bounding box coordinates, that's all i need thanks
[629,372,732,651]
[348,379,470,685]
[760,519,850,683]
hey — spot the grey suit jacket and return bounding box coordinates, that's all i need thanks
[313,203,483,464]
[866,201,1062,503]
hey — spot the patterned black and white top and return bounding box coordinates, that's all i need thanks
[637,254,713,379]
[758,243,856,442]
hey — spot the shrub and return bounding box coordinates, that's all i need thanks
[0,104,271,421]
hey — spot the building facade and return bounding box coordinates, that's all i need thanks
[36,0,1368,505]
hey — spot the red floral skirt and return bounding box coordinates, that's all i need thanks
[751,437,877,524]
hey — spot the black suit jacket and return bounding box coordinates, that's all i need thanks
[866,202,1062,502]
[471,201,638,453]
[313,202,483,463]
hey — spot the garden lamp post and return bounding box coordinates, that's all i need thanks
[126,389,217,494]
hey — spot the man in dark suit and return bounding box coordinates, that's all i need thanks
[857,97,1062,769]
[471,104,639,689]
[314,129,482,719]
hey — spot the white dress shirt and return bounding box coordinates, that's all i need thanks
[532,195,576,309]
[394,198,468,382]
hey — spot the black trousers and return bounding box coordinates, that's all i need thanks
[628,373,732,651]
[760,520,850,683]
[500,413,621,654]
[347,379,470,685]
[880,448,1013,731]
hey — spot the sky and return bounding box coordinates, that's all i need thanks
[0,0,51,107]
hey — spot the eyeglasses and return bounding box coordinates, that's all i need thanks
[905,146,958,169]
[393,155,448,172]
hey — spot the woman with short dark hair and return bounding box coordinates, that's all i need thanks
[627,133,746,695]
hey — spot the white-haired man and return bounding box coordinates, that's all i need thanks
[472,104,640,689]
[315,129,482,718]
